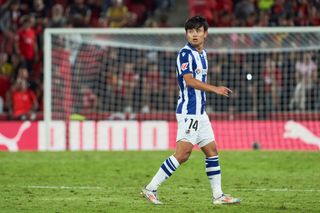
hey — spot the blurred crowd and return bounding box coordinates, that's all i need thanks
[0,0,319,120]
[190,0,320,27]
[50,43,319,120]
[207,51,319,119]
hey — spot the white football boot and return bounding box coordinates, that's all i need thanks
[213,194,240,205]
[141,188,163,205]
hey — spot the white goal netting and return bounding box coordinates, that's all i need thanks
[46,28,320,122]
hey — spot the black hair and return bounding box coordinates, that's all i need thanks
[185,16,208,32]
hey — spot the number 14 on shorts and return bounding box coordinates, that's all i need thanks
[186,118,199,133]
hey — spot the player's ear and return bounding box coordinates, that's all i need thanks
[185,30,189,38]
[204,30,208,39]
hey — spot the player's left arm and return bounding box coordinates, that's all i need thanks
[183,73,232,97]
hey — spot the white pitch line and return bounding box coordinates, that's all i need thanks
[26,185,103,189]
[178,187,320,192]
[2,185,103,190]
[36,197,113,201]
[231,188,320,192]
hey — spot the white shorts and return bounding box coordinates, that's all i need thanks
[176,113,215,148]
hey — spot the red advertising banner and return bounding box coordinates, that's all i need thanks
[169,121,320,151]
[0,121,319,151]
[0,121,38,151]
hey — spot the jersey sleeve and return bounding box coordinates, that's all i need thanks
[177,50,193,76]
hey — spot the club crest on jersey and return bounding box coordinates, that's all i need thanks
[186,129,190,134]
[181,63,189,71]
[195,69,201,74]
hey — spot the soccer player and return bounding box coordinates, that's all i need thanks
[141,16,240,205]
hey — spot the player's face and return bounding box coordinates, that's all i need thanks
[186,27,208,49]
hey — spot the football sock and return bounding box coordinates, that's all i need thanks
[206,156,223,199]
[146,155,180,191]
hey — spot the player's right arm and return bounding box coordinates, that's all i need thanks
[177,50,232,97]
[183,74,232,97]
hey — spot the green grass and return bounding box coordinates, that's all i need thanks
[0,151,319,213]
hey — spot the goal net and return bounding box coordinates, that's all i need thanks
[44,28,320,150]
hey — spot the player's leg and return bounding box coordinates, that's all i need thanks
[195,116,222,198]
[197,116,240,205]
[200,141,223,199]
[144,141,192,191]
[142,150,180,204]
[142,141,193,204]
[201,141,240,204]
[142,116,196,204]
[173,140,194,164]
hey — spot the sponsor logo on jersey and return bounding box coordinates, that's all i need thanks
[181,63,189,71]
[202,69,208,75]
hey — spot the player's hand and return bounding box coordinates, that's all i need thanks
[214,86,232,97]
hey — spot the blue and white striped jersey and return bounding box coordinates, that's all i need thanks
[176,43,208,116]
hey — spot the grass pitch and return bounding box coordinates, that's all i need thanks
[0,151,319,213]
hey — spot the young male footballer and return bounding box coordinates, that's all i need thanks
[142,16,240,205]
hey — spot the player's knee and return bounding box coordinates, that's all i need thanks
[209,148,218,157]
[201,141,219,157]
[174,151,191,164]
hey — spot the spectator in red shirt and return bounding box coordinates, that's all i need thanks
[309,5,320,26]
[9,79,38,120]
[0,72,11,112]
[15,15,38,74]
[189,0,216,25]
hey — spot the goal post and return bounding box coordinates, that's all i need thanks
[44,27,320,151]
